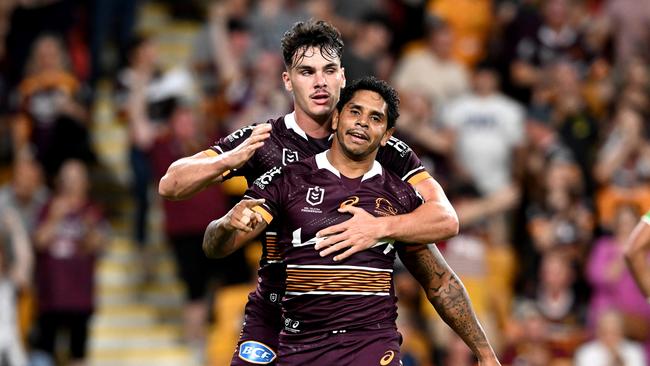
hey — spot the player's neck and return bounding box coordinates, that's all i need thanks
[327,144,377,179]
[293,108,333,139]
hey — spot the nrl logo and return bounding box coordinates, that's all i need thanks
[282,148,299,165]
[306,186,325,206]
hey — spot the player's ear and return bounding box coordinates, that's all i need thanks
[380,127,395,146]
[331,109,340,130]
[282,70,292,92]
[340,67,346,88]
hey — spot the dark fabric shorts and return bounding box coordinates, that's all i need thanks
[277,327,402,366]
[230,291,283,365]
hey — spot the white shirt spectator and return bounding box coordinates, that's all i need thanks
[442,93,524,195]
[392,49,469,110]
[575,339,646,366]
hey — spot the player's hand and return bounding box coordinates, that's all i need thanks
[224,124,272,170]
[315,205,382,261]
[223,199,265,233]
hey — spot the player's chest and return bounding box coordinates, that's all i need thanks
[280,183,405,235]
[255,136,328,171]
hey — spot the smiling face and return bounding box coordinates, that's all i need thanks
[332,89,394,160]
[282,46,346,124]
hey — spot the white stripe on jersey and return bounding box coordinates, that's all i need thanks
[286,264,393,273]
[285,291,391,296]
[401,166,426,181]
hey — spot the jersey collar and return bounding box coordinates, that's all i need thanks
[315,151,383,181]
[284,112,309,140]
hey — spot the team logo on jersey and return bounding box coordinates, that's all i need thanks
[306,186,325,206]
[254,166,282,189]
[282,148,299,165]
[379,350,396,365]
[238,341,277,364]
[340,196,359,208]
[374,198,398,217]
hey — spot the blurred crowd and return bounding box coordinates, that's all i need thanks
[0,0,650,365]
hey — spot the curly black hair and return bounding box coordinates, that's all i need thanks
[336,76,400,129]
[280,20,344,69]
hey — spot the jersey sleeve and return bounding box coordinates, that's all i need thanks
[203,124,258,180]
[378,136,432,186]
[243,165,285,224]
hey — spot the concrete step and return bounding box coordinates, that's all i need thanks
[89,347,198,366]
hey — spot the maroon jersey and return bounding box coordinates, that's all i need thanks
[246,152,423,336]
[205,113,431,296]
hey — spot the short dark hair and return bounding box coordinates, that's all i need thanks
[336,76,400,129]
[280,20,344,69]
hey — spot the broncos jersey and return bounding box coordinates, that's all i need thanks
[206,112,431,297]
[245,152,423,335]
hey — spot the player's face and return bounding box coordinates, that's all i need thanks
[283,46,346,123]
[332,90,394,160]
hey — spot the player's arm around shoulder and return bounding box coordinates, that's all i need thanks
[314,176,459,260]
[203,198,268,258]
[158,123,271,200]
[397,176,459,242]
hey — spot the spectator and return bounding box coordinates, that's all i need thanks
[526,158,594,258]
[116,35,196,247]
[89,0,137,85]
[150,103,242,348]
[502,301,571,366]
[392,18,469,111]
[586,203,650,354]
[575,310,647,366]
[594,106,650,229]
[341,12,393,82]
[0,206,32,366]
[500,0,587,103]
[528,251,587,354]
[441,62,525,197]
[13,34,94,181]
[226,50,290,132]
[427,0,493,67]
[0,154,49,232]
[604,0,650,65]
[33,159,108,366]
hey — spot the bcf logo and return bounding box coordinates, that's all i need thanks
[238,341,277,364]
[306,186,324,206]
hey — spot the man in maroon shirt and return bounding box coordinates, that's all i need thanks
[159,20,462,366]
[204,77,500,365]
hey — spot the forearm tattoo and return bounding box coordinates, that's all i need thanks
[202,219,234,258]
[399,245,491,355]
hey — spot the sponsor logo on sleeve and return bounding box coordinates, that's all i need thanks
[254,166,282,190]
[282,148,299,165]
[238,341,277,364]
[227,125,255,143]
[385,137,411,157]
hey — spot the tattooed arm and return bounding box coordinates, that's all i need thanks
[203,199,267,258]
[398,244,500,365]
